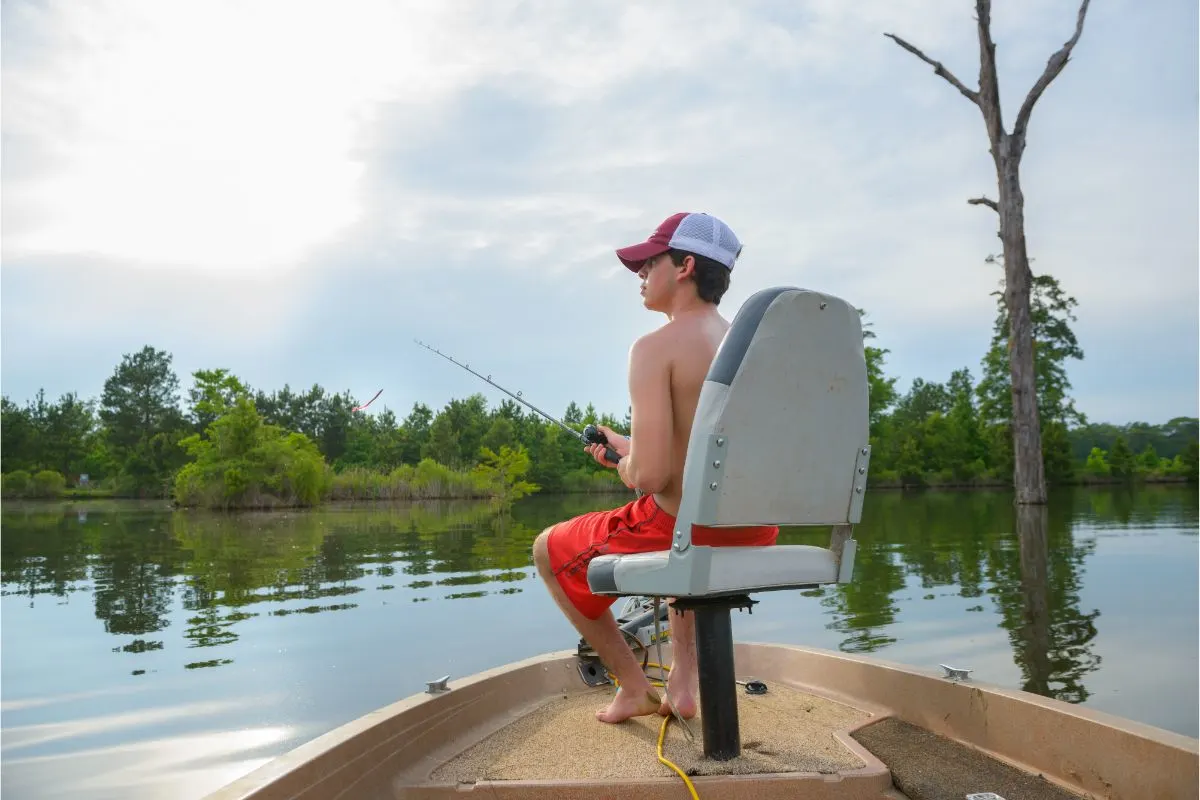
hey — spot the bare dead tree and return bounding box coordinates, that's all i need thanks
[885,0,1091,505]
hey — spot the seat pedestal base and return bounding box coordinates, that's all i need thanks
[674,594,757,761]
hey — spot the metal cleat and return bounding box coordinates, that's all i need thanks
[939,664,973,681]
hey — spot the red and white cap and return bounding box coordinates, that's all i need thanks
[615,212,743,273]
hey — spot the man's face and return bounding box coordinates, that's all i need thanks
[638,253,675,310]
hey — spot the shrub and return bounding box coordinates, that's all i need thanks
[2,470,31,497]
[30,470,66,498]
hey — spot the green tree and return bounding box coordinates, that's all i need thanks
[1135,444,1160,475]
[188,369,250,434]
[1181,442,1200,481]
[1041,421,1075,484]
[1084,447,1109,478]
[437,394,489,467]
[1108,437,1135,480]
[528,425,566,493]
[99,346,188,494]
[400,403,433,464]
[100,346,184,452]
[473,445,539,503]
[481,417,517,454]
[1,390,97,480]
[977,273,1085,430]
[1,397,37,473]
[43,392,97,480]
[174,395,330,508]
[368,408,407,471]
[1069,418,1198,463]
[315,390,355,464]
[943,368,987,479]
[424,413,461,468]
[860,312,899,438]
[336,412,380,471]
[977,273,1085,486]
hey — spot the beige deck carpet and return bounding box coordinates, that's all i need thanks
[429,682,870,783]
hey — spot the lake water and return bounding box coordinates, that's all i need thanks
[2,485,1196,799]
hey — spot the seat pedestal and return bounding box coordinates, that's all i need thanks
[674,595,756,761]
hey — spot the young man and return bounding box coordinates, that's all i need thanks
[532,212,779,724]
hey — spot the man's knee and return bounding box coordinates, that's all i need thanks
[532,527,554,568]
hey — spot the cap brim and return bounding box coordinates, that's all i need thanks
[615,241,669,272]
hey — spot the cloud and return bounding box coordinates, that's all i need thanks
[2,0,1195,428]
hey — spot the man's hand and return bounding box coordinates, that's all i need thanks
[584,424,629,468]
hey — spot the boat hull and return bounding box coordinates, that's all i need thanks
[205,643,1199,800]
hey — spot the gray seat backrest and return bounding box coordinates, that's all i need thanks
[674,286,870,544]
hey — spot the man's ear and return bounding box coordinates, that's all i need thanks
[674,254,696,281]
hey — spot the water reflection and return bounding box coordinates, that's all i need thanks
[1,486,1196,798]
[3,488,1194,688]
[783,486,1196,708]
[1008,503,1101,702]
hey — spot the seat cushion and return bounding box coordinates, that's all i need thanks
[588,545,840,597]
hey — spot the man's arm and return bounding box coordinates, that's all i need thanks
[617,334,672,493]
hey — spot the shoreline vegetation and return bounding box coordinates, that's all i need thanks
[2,469,1194,505]
[4,275,1198,510]
[3,373,1195,508]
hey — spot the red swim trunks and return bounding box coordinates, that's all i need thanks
[546,493,779,620]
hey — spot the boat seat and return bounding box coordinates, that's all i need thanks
[585,285,870,760]
[587,285,869,600]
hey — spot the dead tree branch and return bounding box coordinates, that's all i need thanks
[883,33,980,105]
[1013,0,1092,142]
[968,196,1000,212]
[974,0,1005,143]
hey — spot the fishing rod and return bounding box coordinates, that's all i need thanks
[415,339,622,464]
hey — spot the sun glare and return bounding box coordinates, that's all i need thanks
[9,0,451,272]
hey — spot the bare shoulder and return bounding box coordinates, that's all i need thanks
[663,313,729,362]
[628,325,675,367]
[629,313,729,374]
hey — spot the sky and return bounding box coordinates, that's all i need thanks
[2,0,1197,429]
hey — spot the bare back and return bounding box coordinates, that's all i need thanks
[649,310,729,516]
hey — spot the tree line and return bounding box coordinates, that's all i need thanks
[2,274,1196,507]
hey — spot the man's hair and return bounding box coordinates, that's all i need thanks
[668,249,731,305]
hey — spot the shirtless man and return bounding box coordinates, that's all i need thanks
[532,212,778,724]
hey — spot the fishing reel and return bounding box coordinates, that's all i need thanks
[582,424,608,446]
[582,424,623,466]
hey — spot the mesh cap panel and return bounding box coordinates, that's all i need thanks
[668,213,741,269]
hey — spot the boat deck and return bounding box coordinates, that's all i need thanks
[403,679,1088,799]
[429,682,869,782]
[395,671,893,799]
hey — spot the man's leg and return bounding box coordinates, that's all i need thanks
[533,528,660,723]
[659,602,698,719]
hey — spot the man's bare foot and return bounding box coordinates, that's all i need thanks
[596,687,661,723]
[657,683,698,720]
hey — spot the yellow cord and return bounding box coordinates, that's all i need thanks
[606,662,670,688]
[657,714,700,800]
[603,661,700,799]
